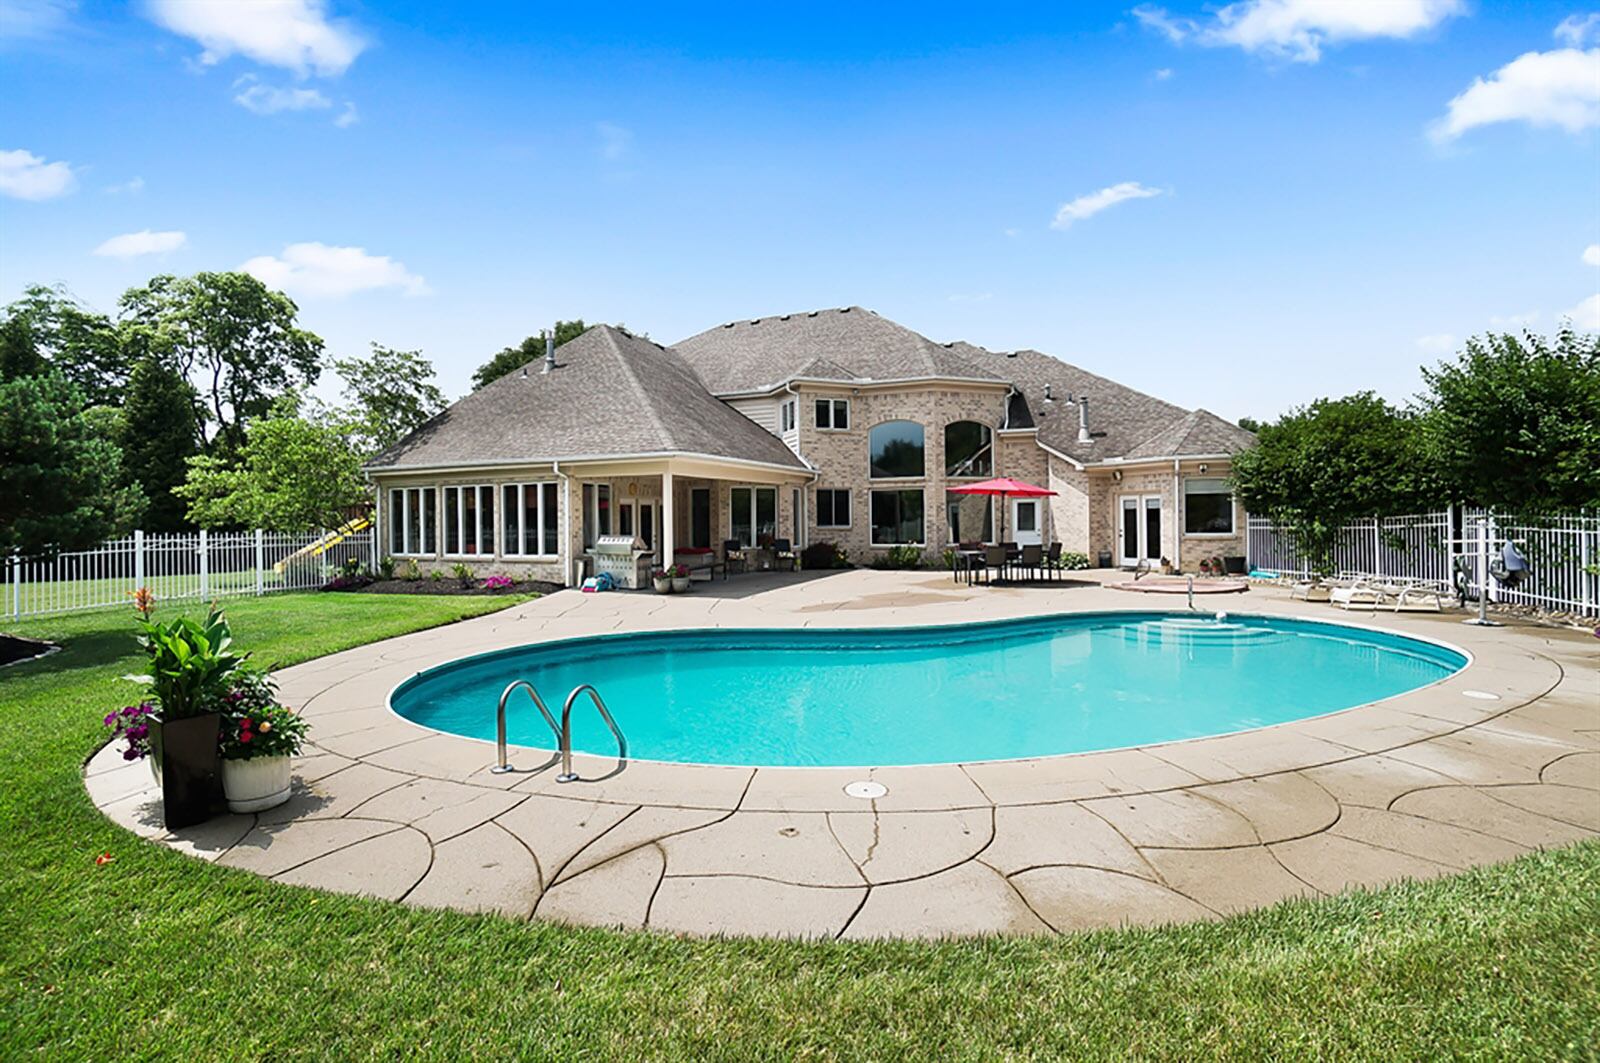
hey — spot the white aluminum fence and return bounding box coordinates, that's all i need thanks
[4,529,375,620]
[1247,509,1600,617]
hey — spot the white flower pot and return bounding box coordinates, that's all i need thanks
[653,577,673,593]
[222,755,292,813]
[671,576,690,592]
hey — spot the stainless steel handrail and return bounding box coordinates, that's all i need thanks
[557,683,627,783]
[491,679,561,773]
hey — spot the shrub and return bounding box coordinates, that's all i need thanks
[870,545,925,570]
[482,574,514,591]
[401,558,421,581]
[1055,551,1090,571]
[801,541,849,570]
[378,555,396,580]
[451,562,474,587]
[428,569,444,582]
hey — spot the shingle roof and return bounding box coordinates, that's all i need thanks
[673,307,1003,394]
[1123,408,1257,459]
[367,325,808,471]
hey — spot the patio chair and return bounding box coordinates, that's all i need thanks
[1045,542,1062,581]
[772,538,797,572]
[1018,544,1044,582]
[723,539,747,576]
[1330,580,1388,611]
[980,544,1008,584]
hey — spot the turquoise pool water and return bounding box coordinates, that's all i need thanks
[389,613,1467,767]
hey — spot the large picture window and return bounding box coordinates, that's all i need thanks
[871,489,924,545]
[816,488,851,528]
[946,490,993,544]
[1184,477,1234,534]
[730,486,777,547]
[944,421,993,478]
[501,482,560,556]
[869,420,925,478]
[443,485,495,555]
[389,487,437,555]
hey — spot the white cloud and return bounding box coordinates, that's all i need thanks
[334,100,358,127]
[1584,244,1600,266]
[1555,13,1600,47]
[1431,44,1600,140]
[145,0,365,77]
[0,0,75,42]
[597,122,632,161]
[1153,67,1174,80]
[93,229,187,258]
[1051,181,1164,229]
[1133,0,1464,63]
[1414,332,1456,354]
[103,176,145,195]
[241,242,429,299]
[0,147,75,200]
[1489,310,1540,329]
[1564,293,1600,330]
[233,76,331,114]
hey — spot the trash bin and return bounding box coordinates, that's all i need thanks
[1096,550,1113,569]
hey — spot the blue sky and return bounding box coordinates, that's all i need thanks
[2,1,1597,420]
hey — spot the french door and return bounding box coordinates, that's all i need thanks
[1119,495,1163,567]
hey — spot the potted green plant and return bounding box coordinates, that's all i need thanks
[127,592,245,829]
[651,567,673,593]
[670,563,691,593]
[216,670,309,813]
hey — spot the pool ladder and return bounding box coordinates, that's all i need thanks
[491,679,627,783]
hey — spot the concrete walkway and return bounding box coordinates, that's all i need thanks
[87,570,1598,938]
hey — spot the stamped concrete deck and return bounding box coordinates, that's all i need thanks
[88,570,1598,938]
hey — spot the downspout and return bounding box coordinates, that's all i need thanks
[781,380,821,546]
[554,459,572,586]
[1173,458,1181,573]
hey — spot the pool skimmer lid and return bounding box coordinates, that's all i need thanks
[1462,690,1501,701]
[845,780,888,799]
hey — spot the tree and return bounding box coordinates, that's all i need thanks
[1420,326,1600,511]
[0,313,45,381]
[1236,416,1262,433]
[2,284,125,404]
[1230,393,1439,573]
[333,342,446,453]
[0,372,145,555]
[471,320,588,390]
[176,397,367,532]
[118,272,323,455]
[118,357,201,531]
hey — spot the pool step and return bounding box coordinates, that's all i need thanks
[1123,619,1283,644]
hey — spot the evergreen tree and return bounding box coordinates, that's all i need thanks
[118,357,200,531]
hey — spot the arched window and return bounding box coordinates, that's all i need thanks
[944,421,993,478]
[868,420,925,478]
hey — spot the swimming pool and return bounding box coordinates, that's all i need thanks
[388,612,1468,768]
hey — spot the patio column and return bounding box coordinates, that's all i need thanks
[661,468,675,568]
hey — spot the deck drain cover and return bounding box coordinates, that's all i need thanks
[844,780,888,799]
[1462,690,1501,701]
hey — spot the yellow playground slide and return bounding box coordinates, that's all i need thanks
[273,516,373,574]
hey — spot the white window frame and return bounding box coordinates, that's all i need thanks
[391,486,437,556]
[1183,477,1236,537]
[442,484,496,558]
[815,488,852,529]
[815,397,850,431]
[729,485,778,547]
[502,481,561,558]
[780,398,797,434]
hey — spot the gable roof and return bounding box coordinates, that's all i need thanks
[673,306,1004,394]
[1123,408,1257,460]
[367,325,808,471]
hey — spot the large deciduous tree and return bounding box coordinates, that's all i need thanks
[2,284,125,405]
[470,320,588,390]
[0,373,145,555]
[333,342,446,453]
[1419,327,1600,512]
[1230,393,1439,573]
[118,272,323,455]
[176,396,367,532]
[117,357,201,532]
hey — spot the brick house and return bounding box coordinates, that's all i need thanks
[365,308,1255,585]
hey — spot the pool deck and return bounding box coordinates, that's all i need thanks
[87,570,1599,939]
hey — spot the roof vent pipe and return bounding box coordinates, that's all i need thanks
[1044,383,1053,402]
[1077,396,1092,443]
[543,329,556,374]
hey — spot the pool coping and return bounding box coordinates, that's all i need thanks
[84,570,1598,939]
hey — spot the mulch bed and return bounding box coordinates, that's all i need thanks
[328,579,563,597]
[0,633,59,667]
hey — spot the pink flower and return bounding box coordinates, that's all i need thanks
[239,731,253,743]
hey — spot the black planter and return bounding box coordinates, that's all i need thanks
[150,713,223,830]
[1224,555,1247,575]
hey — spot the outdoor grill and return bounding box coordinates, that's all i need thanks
[591,534,652,589]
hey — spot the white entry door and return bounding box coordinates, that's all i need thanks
[1012,498,1042,546]
[1119,495,1163,567]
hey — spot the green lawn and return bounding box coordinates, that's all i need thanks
[2,594,1596,1059]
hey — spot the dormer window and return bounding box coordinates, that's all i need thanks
[780,398,797,433]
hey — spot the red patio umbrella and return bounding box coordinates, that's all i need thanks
[946,477,1057,545]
